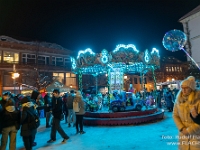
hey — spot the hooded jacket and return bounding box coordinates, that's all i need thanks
[20,102,37,137]
[173,90,200,150]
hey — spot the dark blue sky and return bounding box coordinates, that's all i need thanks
[0,0,200,60]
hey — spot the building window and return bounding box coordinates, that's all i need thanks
[180,67,182,72]
[172,67,174,72]
[52,57,63,66]
[38,55,49,65]
[134,78,138,84]
[166,67,168,72]
[3,51,19,63]
[53,72,64,82]
[64,57,71,67]
[66,73,76,87]
[22,53,36,64]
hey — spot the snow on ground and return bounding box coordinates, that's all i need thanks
[7,110,179,150]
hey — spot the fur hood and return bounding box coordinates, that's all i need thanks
[175,89,200,105]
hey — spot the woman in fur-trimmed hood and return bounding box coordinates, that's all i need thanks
[173,76,200,150]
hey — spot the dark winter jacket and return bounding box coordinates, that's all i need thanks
[164,92,174,108]
[20,102,37,137]
[52,96,63,120]
[0,100,7,133]
[44,94,52,112]
[67,94,75,109]
[2,109,21,129]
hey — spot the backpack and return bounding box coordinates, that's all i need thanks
[27,111,40,130]
[73,101,80,113]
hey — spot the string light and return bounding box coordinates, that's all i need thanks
[113,44,139,53]
[77,48,95,59]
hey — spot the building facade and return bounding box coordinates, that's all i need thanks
[0,36,76,95]
[179,5,200,66]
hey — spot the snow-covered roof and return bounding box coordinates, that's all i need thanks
[179,5,200,21]
[0,35,70,51]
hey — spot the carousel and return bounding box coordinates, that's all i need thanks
[71,44,164,125]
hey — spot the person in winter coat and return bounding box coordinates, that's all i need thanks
[47,89,69,144]
[30,90,44,146]
[0,92,11,134]
[173,76,200,150]
[44,93,52,128]
[66,90,76,127]
[0,99,20,150]
[164,88,174,112]
[74,90,86,134]
[20,96,39,150]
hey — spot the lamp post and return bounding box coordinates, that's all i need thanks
[12,72,20,94]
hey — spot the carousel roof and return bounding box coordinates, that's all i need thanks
[71,44,160,75]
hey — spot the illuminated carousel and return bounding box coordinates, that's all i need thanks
[71,44,164,125]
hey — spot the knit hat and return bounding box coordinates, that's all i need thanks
[181,76,196,90]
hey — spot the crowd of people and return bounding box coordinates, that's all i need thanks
[1,75,200,149]
[0,89,85,150]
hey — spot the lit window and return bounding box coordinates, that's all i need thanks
[71,73,76,77]
[3,51,19,63]
[166,67,168,72]
[66,73,70,77]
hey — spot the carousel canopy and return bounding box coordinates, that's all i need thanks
[71,44,160,75]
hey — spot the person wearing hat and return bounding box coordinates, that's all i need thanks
[20,96,39,150]
[0,99,20,150]
[173,76,200,150]
[47,89,69,144]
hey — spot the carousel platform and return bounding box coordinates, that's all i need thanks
[83,108,164,126]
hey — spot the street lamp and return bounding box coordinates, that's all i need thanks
[12,72,20,94]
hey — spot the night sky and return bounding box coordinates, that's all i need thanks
[0,0,200,60]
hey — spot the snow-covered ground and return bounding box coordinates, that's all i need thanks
[5,110,178,150]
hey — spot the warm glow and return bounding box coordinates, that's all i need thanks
[167,79,169,82]
[12,73,20,79]
[172,78,174,81]
[124,76,127,79]
[70,85,73,88]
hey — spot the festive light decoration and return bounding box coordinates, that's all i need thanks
[151,48,160,57]
[163,29,200,70]
[162,29,187,52]
[77,48,95,59]
[144,49,150,63]
[113,44,139,53]
[100,49,109,64]
[71,57,76,69]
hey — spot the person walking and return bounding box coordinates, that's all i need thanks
[66,90,76,127]
[20,96,39,150]
[173,76,200,150]
[0,99,20,150]
[74,90,86,134]
[47,89,69,143]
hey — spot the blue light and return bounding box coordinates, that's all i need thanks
[151,48,160,57]
[113,44,139,53]
[101,49,109,64]
[77,48,95,59]
[144,49,150,63]
[71,57,76,69]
